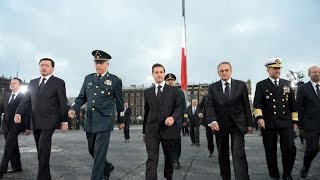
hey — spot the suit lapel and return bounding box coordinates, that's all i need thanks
[229,79,237,101]
[265,78,278,94]
[306,81,320,102]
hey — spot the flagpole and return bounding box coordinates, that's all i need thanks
[181,0,188,104]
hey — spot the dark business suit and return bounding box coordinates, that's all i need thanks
[296,81,320,173]
[198,95,215,154]
[173,89,186,164]
[205,79,252,180]
[16,76,68,180]
[0,92,30,174]
[123,106,132,140]
[254,78,298,179]
[143,84,182,180]
[187,105,201,145]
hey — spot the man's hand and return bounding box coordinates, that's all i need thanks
[165,117,174,126]
[247,126,253,134]
[210,121,219,131]
[257,119,265,129]
[118,123,125,130]
[143,134,146,144]
[60,122,68,133]
[68,109,76,119]
[24,130,32,136]
[198,113,204,119]
[14,114,21,124]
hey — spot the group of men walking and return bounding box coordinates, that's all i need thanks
[142,58,320,180]
[0,53,319,180]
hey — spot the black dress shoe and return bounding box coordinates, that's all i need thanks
[191,143,195,146]
[300,166,308,178]
[207,152,213,157]
[282,175,293,180]
[175,160,181,169]
[104,163,114,178]
[196,143,200,146]
[8,167,22,173]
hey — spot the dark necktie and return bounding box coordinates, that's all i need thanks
[316,84,320,99]
[224,82,230,101]
[9,94,15,105]
[39,78,46,93]
[157,85,162,98]
[274,80,278,87]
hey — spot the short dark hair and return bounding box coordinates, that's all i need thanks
[12,77,22,84]
[152,63,165,73]
[39,58,55,67]
[217,61,232,72]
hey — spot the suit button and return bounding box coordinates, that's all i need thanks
[94,93,97,95]
[273,105,276,108]
[283,105,285,107]
[92,108,95,111]
[273,99,275,102]
[282,99,284,101]
[96,86,99,88]
[283,111,285,114]
[274,112,277,114]
[92,100,95,103]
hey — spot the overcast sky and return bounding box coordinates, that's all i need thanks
[1,0,319,97]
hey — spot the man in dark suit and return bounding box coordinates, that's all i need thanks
[68,50,124,180]
[0,78,31,179]
[296,65,320,178]
[143,63,182,180]
[14,58,69,180]
[164,73,186,169]
[187,99,202,146]
[253,58,298,180]
[198,95,215,157]
[205,61,252,180]
[123,102,132,143]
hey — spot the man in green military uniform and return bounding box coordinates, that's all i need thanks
[68,50,125,180]
[253,58,298,180]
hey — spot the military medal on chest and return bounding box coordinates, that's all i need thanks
[104,80,112,85]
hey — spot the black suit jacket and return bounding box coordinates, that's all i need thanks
[187,105,202,126]
[16,76,68,129]
[2,92,30,133]
[205,79,253,134]
[143,84,182,139]
[296,81,320,130]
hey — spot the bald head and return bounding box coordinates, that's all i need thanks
[308,65,320,83]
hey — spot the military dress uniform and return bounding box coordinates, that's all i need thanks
[253,58,298,180]
[72,50,124,180]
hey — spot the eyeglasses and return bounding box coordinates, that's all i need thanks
[219,69,230,73]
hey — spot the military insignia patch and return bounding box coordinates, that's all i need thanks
[283,86,290,93]
[104,80,112,85]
